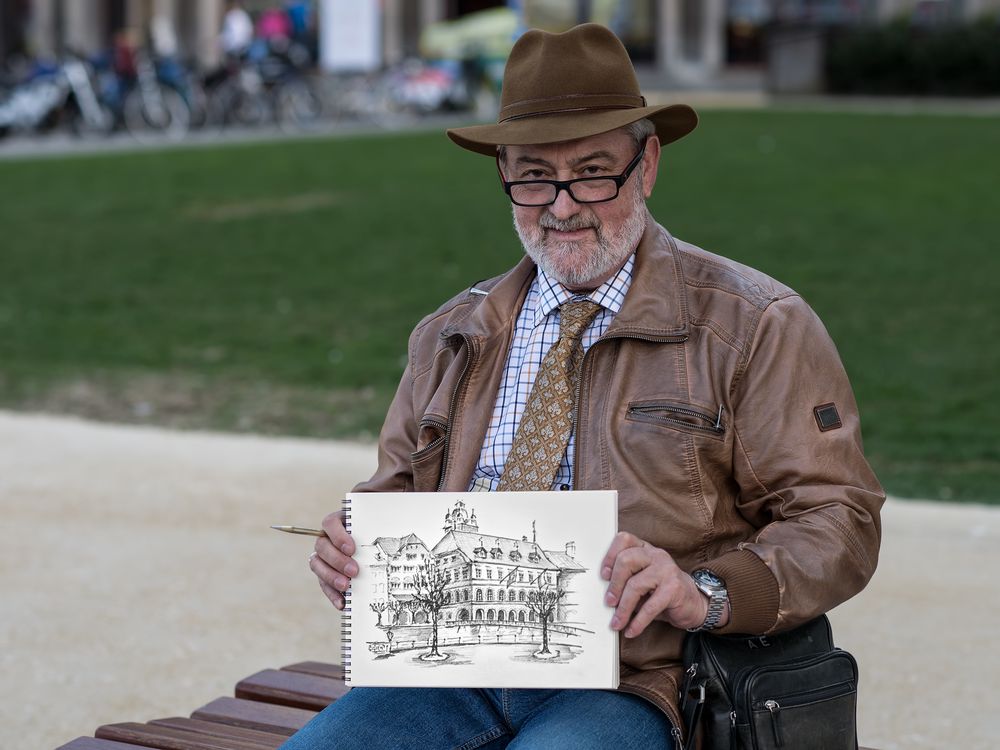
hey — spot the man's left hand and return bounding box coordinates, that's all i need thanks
[600,532,725,637]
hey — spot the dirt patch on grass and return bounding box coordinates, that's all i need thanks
[184,191,342,222]
[7,371,386,440]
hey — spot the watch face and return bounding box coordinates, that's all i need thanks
[694,569,723,588]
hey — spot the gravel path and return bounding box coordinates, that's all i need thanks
[1,411,996,749]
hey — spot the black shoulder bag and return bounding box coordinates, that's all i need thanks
[679,615,859,750]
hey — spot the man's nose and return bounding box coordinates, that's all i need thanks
[548,186,581,219]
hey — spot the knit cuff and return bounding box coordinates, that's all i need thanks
[702,549,780,635]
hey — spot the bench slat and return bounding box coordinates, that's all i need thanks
[96,722,275,750]
[235,669,348,711]
[191,697,315,736]
[279,661,345,680]
[56,739,151,750]
[149,718,286,748]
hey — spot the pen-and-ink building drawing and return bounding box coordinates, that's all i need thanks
[358,499,585,630]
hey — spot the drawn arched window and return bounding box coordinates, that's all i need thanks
[445,591,452,603]
[463,589,469,601]
[487,589,494,601]
[476,608,484,620]
[519,611,526,622]
[459,609,469,621]
[497,589,505,602]
[519,590,526,602]
[487,609,495,621]
[509,611,517,622]
[529,611,536,622]
[476,589,483,602]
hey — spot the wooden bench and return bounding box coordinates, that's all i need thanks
[55,662,347,750]
[55,661,879,749]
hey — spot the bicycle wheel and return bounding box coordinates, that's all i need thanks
[123,83,190,143]
[275,77,323,133]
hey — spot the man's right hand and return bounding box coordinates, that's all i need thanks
[308,510,357,610]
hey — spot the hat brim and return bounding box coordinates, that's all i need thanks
[446,103,698,156]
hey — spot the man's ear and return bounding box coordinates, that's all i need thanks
[641,136,661,198]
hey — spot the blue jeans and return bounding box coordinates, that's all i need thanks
[279,687,676,749]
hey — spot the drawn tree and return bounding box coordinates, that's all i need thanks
[524,573,566,657]
[387,597,404,626]
[410,560,449,660]
[369,600,387,627]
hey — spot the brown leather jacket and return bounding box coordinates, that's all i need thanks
[353,215,884,729]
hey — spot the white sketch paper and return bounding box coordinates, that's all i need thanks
[344,491,619,688]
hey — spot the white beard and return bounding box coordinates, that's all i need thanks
[512,180,648,290]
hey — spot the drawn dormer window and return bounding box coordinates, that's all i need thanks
[473,537,487,558]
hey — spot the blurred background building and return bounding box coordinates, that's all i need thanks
[1,0,997,81]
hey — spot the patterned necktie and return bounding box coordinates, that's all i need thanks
[498,299,602,492]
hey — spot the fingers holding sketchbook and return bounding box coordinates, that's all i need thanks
[273,512,357,611]
[601,531,712,637]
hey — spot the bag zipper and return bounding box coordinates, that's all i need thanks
[764,700,782,747]
[751,679,856,712]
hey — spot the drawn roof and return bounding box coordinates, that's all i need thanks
[372,533,428,557]
[545,550,585,571]
[432,531,584,572]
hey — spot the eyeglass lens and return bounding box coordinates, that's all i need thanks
[510,179,618,206]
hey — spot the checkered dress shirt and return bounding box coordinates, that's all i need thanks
[469,254,635,492]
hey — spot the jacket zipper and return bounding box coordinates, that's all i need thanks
[436,333,477,492]
[617,683,687,749]
[627,402,725,435]
[572,331,689,747]
[572,331,688,485]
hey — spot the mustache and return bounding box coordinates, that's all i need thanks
[539,213,600,232]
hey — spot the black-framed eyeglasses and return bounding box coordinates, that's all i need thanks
[497,143,646,207]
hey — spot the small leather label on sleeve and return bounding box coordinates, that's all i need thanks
[814,403,843,432]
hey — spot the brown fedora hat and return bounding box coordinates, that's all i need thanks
[447,23,697,156]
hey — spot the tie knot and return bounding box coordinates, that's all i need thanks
[558,300,602,341]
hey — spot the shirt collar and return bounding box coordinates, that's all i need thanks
[533,254,635,328]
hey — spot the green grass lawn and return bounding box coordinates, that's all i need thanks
[1,110,998,503]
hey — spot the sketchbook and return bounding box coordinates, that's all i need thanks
[342,490,619,689]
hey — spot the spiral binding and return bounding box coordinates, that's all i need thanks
[341,495,352,683]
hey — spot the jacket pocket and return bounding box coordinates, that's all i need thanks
[411,417,447,491]
[625,400,726,441]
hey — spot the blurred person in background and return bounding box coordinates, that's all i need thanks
[287,23,884,750]
[219,0,254,59]
[257,6,293,42]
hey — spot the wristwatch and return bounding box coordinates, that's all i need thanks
[688,569,729,632]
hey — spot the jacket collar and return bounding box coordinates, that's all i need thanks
[442,213,688,342]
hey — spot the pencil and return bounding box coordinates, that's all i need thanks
[270,525,325,537]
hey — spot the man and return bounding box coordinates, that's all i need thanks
[286,23,883,750]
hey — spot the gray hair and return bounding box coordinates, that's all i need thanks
[497,117,656,166]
